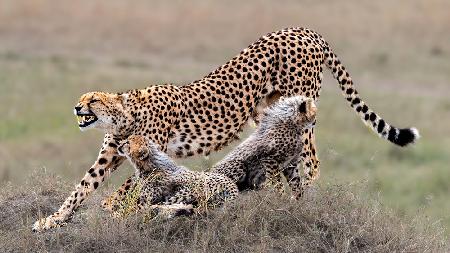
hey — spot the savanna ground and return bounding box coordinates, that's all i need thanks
[0,0,449,252]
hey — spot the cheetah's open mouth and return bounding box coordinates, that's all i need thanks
[76,113,98,128]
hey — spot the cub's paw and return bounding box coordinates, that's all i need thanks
[150,203,194,219]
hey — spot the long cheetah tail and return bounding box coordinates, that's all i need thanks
[321,42,420,147]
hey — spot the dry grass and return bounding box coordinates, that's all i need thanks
[0,171,446,253]
[115,172,231,219]
[1,0,450,249]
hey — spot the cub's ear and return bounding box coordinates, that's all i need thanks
[137,146,150,161]
[299,101,307,113]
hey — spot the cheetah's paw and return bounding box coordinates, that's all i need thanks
[32,216,66,232]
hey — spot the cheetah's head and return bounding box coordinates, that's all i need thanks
[74,91,133,133]
[292,96,317,127]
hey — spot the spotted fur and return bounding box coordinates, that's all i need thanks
[105,135,238,215]
[33,27,418,231]
[210,96,317,198]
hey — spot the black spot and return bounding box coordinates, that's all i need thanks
[98,158,107,165]
[387,127,397,142]
[99,169,105,176]
[93,182,99,189]
[352,98,360,105]
[362,105,369,113]
[108,143,117,148]
[91,173,97,178]
[299,102,307,113]
[369,112,376,121]
[88,168,94,173]
[377,119,385,133]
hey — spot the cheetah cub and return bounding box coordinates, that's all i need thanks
[116,135,238,216]
[210,95,317,199]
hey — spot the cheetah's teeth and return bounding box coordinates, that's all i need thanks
[77,114,97,126]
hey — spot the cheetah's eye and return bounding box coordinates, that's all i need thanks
[299,102,307,113]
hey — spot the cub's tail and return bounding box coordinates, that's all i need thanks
[320,40,419,146]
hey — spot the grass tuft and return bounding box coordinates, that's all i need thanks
[0,173,446,252]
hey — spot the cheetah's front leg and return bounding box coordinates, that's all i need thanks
[32,134,125,232]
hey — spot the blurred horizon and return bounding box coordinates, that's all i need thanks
[0,0,449,232]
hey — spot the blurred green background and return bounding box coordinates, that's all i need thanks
[0,0,449,231]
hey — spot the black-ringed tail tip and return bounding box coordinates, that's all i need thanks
[389,127,420,147]
[321,38,420,148]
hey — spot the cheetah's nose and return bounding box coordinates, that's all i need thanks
[74,106,82,113]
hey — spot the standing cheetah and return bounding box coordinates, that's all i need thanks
[33,27,419,231]
[210,95,317,198]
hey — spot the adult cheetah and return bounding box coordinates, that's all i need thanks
[33,27,419,231]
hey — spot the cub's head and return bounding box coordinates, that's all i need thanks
[261,96,317,129]
[291,96,317,127]
[117,135,152,162]
[74,91,132,132]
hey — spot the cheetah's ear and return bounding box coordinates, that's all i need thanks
[299,101,307,113]
[116,93,129,105]
[137,146,150,161]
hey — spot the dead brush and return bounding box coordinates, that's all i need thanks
[1,173,447,252]
[263,171,287,193]
[114,172,165,219]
